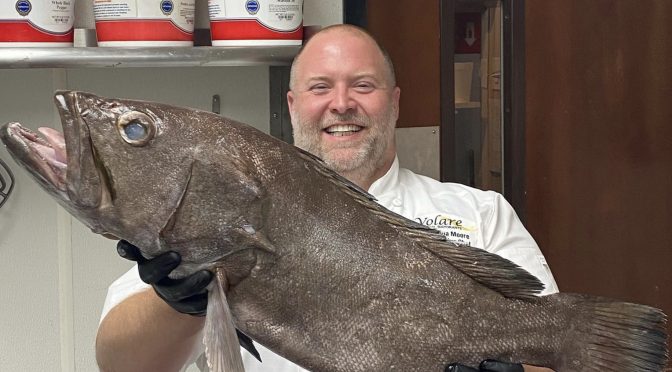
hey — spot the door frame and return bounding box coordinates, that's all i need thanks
[345,0,528,220]
[438,0,528,219]
[501,0,527,221]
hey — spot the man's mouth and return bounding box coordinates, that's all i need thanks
[324,124,363,137]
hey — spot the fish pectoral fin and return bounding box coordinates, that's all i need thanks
[203,269,246,372]
[235,224,277,255]
[159,158,273,257]
[424,241,544,299]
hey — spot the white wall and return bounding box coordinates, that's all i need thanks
[0,1,343,371]
[0,69,65,372]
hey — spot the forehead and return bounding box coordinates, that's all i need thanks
[294,30,388,80]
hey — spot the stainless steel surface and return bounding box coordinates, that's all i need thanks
[74,0,95,29]
[0,46,299,69]
[73,29,98,48]
[395,126,441,181]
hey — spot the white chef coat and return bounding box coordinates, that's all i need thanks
[100,156,559,372]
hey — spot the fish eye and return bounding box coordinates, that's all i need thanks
[124,120,146,140]
[117,111,156,146]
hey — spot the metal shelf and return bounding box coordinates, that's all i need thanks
[0,46,300,69]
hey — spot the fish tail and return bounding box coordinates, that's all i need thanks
[203,269,246,372]
[558,295,668,371]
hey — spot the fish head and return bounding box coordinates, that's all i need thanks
[0,91,227,257]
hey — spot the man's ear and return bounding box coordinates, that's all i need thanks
[287,90,295,122]
[392,86,401,121]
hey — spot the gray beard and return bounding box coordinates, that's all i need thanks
[292,111,394,183]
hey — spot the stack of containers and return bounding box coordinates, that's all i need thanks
[93,0,196,47]
[0,0,304,47]
[208,0,303,46]
[0,0,75,47]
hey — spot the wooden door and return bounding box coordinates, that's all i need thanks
[524,0,672,348]
[366,0,441,129]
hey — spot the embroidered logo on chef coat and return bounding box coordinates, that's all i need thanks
[414,214,477,246]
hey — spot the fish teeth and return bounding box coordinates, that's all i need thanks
[18,125,50,147]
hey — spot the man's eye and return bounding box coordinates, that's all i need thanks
[310,85,330,93]
[354,82,375,92]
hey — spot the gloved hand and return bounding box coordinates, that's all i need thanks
[116,240,262,361]
[446,359,525,372]
[117,240,213,316]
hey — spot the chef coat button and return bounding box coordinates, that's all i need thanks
[392,198,402,207]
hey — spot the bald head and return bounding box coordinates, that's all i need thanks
[289,24,396,90]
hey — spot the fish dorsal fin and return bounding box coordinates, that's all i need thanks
[204,270,245,372]
[420,241,544,299]
[297,148,544,300]
[296,147,379,202]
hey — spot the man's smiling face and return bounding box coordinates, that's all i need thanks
[287,27,400,187]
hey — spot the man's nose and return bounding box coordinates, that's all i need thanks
[329,86,356,114]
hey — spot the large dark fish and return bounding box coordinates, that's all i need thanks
[1,91,668,372]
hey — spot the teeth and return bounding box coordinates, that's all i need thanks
[325,124,362,134]
[19,126,49,146]
[331,132,352,137]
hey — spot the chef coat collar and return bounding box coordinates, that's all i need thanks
[368,155,400,198]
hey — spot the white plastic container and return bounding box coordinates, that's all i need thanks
[93,0,195,47]
[208,0,303,46]
[0,0,75,47]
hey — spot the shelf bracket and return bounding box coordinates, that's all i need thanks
[212,94,221,114]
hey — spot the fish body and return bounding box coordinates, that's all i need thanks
[1,91,668,371]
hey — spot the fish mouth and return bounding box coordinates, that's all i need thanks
[1,91,104,209]
[2,123,68,192]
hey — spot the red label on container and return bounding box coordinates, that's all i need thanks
[210,19,303,41]
[95,20,192,42]
[0,21,73,42]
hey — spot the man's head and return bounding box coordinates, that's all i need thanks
[287,24,400,190]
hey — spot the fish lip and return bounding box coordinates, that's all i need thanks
[54,90,104,209]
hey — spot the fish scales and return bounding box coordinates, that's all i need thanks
[231,158,548,370]
[1,91,668,372]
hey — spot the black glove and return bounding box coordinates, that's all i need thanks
[446,359,525,372]
[116,240,262,361]
[117,240,212,316]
